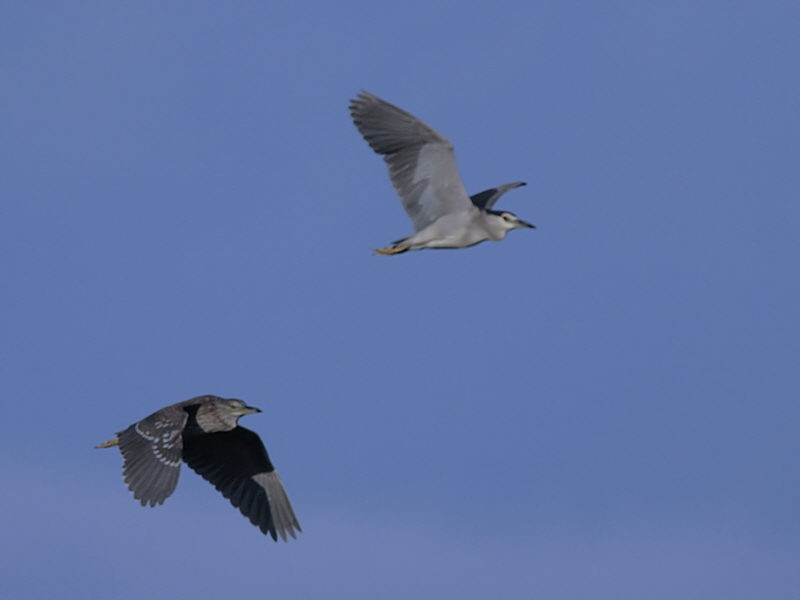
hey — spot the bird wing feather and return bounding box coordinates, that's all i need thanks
[350,91,475,232]
[469,181,527,210]
[117,404,186,507]
[181,425,301,541]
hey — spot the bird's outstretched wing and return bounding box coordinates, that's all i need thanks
[117,405,186,507]
[469,181,527,210]
[350,91,474,232]
[182,425,301,541]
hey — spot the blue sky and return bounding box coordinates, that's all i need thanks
[2,1,799,598]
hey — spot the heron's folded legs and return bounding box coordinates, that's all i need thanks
[374,245,410,255]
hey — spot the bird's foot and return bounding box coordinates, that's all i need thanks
[95,437,119,449]
[374,245,409,255]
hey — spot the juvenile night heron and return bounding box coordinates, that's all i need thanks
[96,395,301,541]
[349,91,535,254]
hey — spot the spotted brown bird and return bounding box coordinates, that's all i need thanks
[97,395,301,541]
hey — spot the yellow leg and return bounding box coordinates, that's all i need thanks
[95,437,119,449]
[374,245,410,255]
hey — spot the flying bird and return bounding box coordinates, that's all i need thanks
[349,91,534,254]
[96,395,301,541]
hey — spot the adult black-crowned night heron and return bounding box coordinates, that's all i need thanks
[349,91,535,255]
[96,395,300,541]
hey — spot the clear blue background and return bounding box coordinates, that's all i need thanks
[2,2,798,598]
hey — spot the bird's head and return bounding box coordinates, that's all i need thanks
[486,209,536,232]
[201,397,263,430]
[224,398,262,417]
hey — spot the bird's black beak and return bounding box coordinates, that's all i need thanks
[520,220,536,229]
[244,405,262,414]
